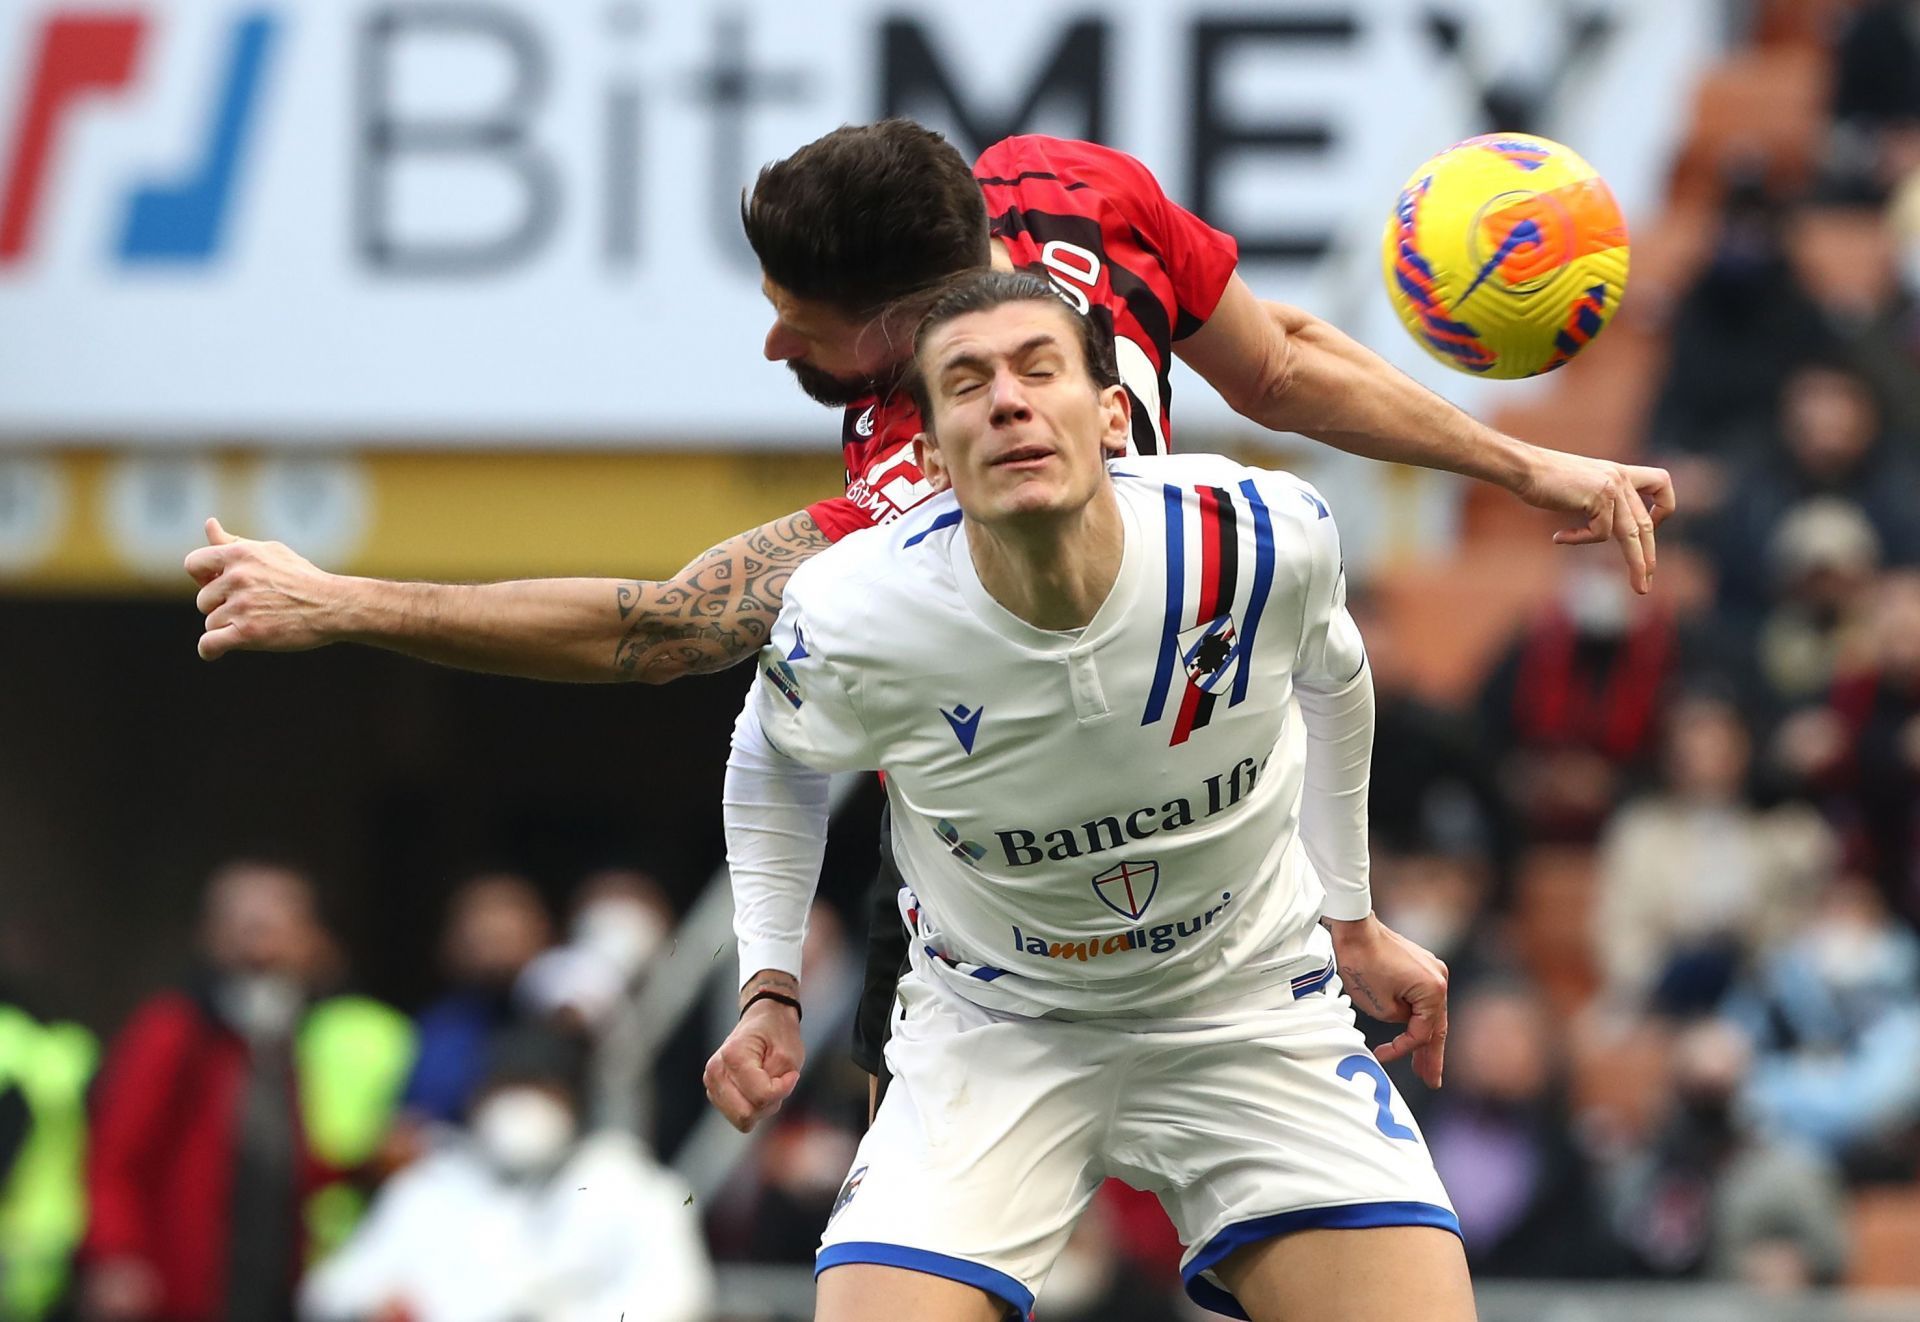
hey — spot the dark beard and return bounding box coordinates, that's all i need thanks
[786,358,901,408]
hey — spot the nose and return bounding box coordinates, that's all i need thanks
[988,368,1032,426]
[764,321,803,363]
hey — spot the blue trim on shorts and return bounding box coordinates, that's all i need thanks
[1181,1201,1461,1319]
[1289,959,1334,997]
[817,1242,1034,1317]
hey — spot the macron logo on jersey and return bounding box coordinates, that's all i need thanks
[786,627,810,661]
[940,703,983,754]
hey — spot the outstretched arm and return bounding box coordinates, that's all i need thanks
[1176,275,1675,593]
[183,510,833,684]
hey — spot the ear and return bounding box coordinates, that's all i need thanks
[1098,383,1132,458]
[914,431,949,491]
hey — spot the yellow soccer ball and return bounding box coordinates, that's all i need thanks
[1382,133,1630,379]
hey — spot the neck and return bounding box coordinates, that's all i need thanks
[989,238,1016,272]
[965,485,1124,630]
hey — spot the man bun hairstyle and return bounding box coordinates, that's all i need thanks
[743,119,992,317]
[906,270,1122,422]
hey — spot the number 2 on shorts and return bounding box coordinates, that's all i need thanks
[1336,1054,1416,1141]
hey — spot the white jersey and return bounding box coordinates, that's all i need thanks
[743,452,1369,1018]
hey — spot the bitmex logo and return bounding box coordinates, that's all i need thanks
[0,9,280,267]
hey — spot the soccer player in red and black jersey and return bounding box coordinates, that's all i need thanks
[801,133,1241,540]
[187,117,1673,1108]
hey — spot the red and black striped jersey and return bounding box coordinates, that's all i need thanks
[807,135,1239,543]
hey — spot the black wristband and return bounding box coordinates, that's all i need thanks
[740,989,803,1021]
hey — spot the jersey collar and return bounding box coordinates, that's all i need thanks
[947,479,1144,654]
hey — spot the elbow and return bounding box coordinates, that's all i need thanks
[611,632,705,685]
[1230,305,1303,424]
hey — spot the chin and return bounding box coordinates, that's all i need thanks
[990,485,1077,522]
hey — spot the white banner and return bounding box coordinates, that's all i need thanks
[0,0,1715,446]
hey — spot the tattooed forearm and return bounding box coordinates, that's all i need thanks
[738,968,801,1013]
[612,510,833,683]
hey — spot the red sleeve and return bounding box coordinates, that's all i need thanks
[82,996,196,1263]
[807,496,874,543]
[976,137,1240,332]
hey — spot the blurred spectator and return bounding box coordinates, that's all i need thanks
[300,1025,712,1322]
[1478,561,1679,842]
[1607,1019,1849,1285]
[736,1115,863,1265]
[1834,2,1920,135]
[1032,1187,1184,1322]
[1746,498,1882,719]
[81,863,412,1322]
[1826,570,1920,925]
[1354,588,1518,897]
[1726,873,1920,1174]
[0,976,96,1322]
[399,874,552,1127]
[1785,194,1920,441]
[1709,359,1920,618]
[1423,982,1621,1278]
[1897,164,1920,292]
[1596,692,1836,1013]
[1650,170,1834,471]
[516,869,673,1032]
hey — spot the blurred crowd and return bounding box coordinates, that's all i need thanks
[6,3,1920,1320]
[1349,0,1920,1296]
[2,861,723,1322]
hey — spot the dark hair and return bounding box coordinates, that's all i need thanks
[742,119,991,318]
[480,1024,589,1103]
[905,270,1121,422]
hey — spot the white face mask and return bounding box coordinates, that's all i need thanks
[219,973,302,1038]
[1564,564,1632,638]
[573,901,666,979]
[472,1089,577,1176]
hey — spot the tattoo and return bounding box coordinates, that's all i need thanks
[1340,963,1392,1019]
[612,510,832,682]
[739,969,800,1013]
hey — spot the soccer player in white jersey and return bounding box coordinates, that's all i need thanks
[705,269,1474,1322]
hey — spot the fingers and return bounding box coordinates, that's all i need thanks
[1400,973,1448,1088]
[701,1040,799,1133]
[198,624,244,662]
[702,1060,758,1133]
[1412,1001,1448,1090]
[1371,1014,1446,1089]
[1612,484,1651,595]
[194,576,232,617]
[1632,465,1678,527]
[184,544,233,586]
[1620,477,1658,585]
[1373,1029,1418,1066]
[205,517,236,545]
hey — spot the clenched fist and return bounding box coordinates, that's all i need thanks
[183,518,342,660]
[703,994,804,1133]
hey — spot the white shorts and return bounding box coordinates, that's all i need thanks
[816,963,1457,1319]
